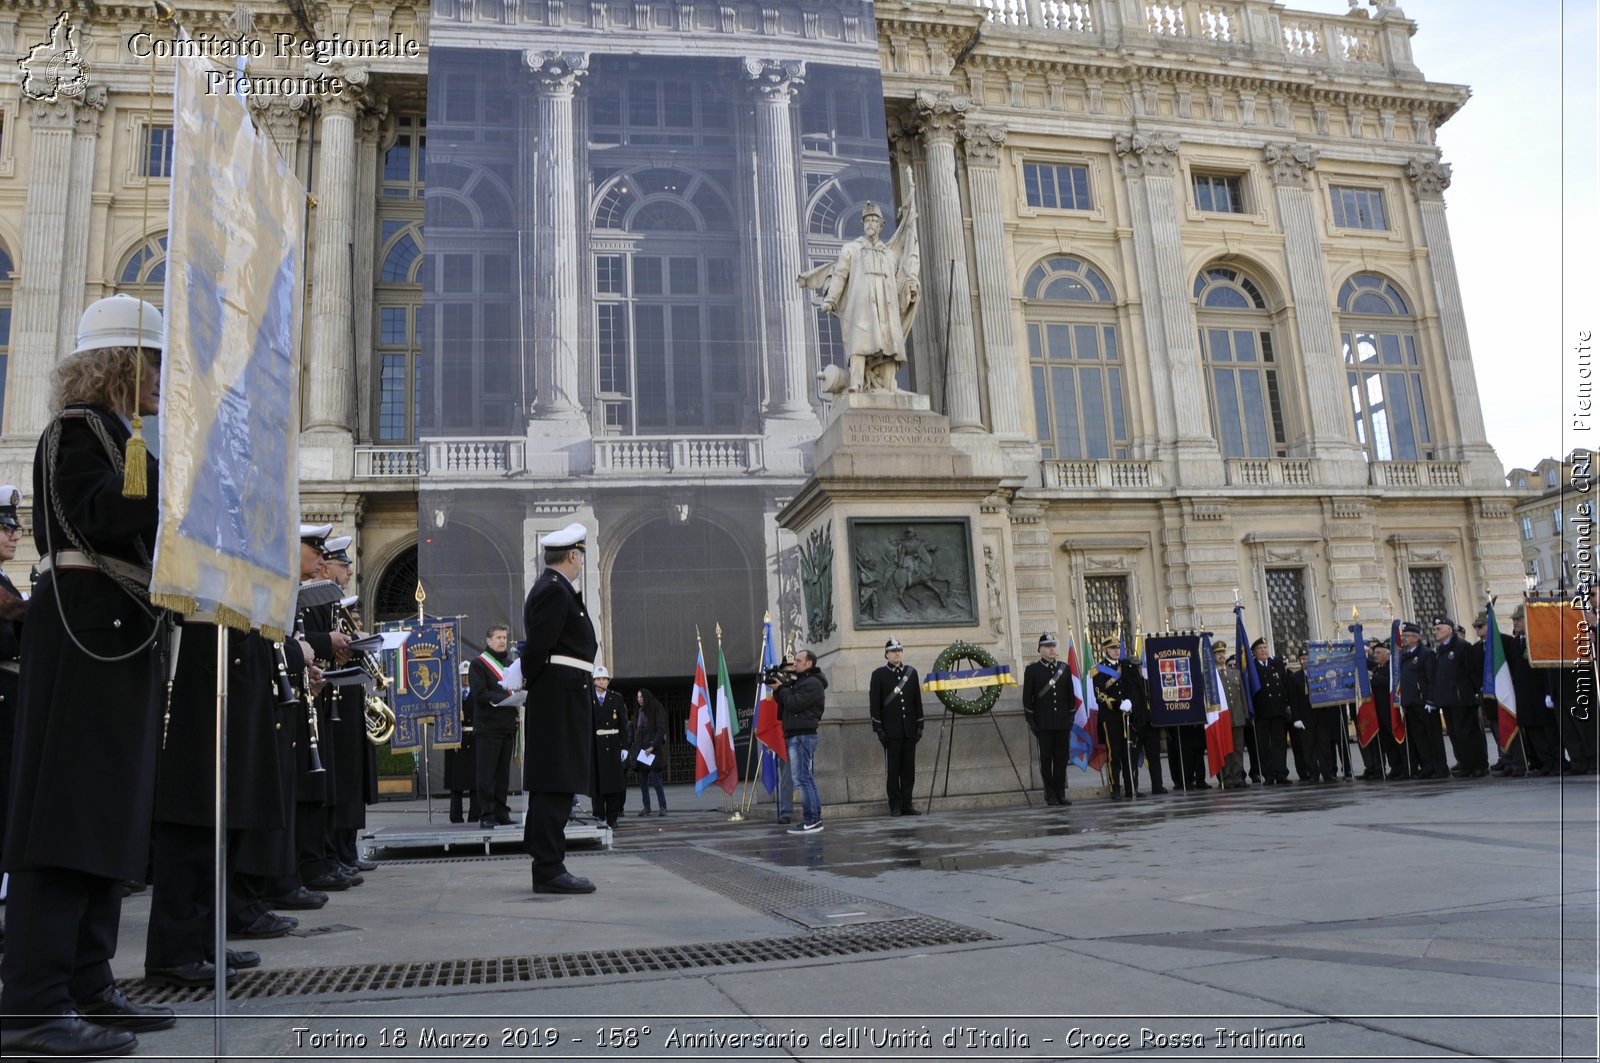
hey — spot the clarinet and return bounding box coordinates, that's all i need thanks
[292,618,327,776]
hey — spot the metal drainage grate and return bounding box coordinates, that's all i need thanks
[122,917,992,1005]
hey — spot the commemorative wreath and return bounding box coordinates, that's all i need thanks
[922,641,1016,716]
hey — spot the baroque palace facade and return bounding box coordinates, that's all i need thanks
[0,0,1526,729]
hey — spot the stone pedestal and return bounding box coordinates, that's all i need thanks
[778,392,1035,814]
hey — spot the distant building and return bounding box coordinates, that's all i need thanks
[1509,453,1583,593]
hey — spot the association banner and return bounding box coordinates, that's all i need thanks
[382,616,463,751]
[1143,633,1206,727]
[1305,640,1359,706]
[1526,598,1591,668]
[149,40,305,639]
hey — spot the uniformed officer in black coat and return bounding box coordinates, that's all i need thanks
[1021,632,1073,806]
[1250,638,1294,785]
[1430,616,1487,777]
[320,536,377,878]
[0,486,26,955]
[1397,622,1447,778]
[1091,637,1136,799]
[587,666,631,828]
[0,297,178,1057]
[469,625,518,827]
[1507,605,1556,774]
[1124,656,1167,794]
[521,522,599,893]
[869,637,924,816]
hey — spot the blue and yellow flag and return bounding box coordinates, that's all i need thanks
[148,39,305,640]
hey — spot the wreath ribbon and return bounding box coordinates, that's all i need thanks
[924,642,1014,715]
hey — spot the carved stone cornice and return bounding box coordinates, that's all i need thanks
[741,57,805,103]
[525,50,589,96]
[1112,131,1180,178]
[961,120,1007,167]
[1405,157,1452,199]
[912,90,970,145]
[1263,141,1318,188]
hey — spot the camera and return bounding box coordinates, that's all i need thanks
[761,664,796,686]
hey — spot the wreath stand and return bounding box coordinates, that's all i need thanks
[922,641,1033,813]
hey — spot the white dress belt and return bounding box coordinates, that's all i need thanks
[548,654,595,673]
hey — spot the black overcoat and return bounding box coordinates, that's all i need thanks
[4,405,162,881]
[520,567,597,795]
[0,570,23,855]
[1021,658,1072,731]
[588,687,632,796]
[869,664,924,740]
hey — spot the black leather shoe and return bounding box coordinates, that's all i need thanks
[0,1012,138,1056]
[262,887,327,909]
[144,960,237,989]
[230,912,296,939]
[532,871,597,894]
[208,948,260,970]
[479,817,497,829]
[495,813,513,825]
[335,868,366,887]
[1149,786,1169,795]
[354,858,378,872]
[304,872,353,892]
[78,985,177,1032]
[900,807,921,815]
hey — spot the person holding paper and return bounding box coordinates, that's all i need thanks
[629,689,669,817]
[587,667,631,829]
[470,625,519,829]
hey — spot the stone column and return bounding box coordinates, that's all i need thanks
[1113,132,1223,485]
[304,65,370,433]
[961,119,1026,444]
[353,104,386,441]
[525,50,587,422]
[1405,157,1502,486]
[744,58,811,421]
[247,97,307,174]
[913,91,982,433]
[5,90,105,441]
[1264,141,1367,484]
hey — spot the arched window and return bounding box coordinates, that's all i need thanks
[117,233,168,306]
[1023,256,1128,460]
[0,243,13,432]
[376,221,424,443]
[1339,273,1431,462]
[1195,266,1287,458]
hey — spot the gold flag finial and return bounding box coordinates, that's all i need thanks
[415,580,426,623]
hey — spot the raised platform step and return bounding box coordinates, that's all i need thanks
[360,818,612,857]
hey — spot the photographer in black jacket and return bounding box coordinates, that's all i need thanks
[772,650,827,834]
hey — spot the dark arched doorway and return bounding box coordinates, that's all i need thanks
[371,545,420,625]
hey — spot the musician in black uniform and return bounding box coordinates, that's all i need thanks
[1430,615,1487,777]
[588,666,631,829]
[1021,632,1073,806]
[321,536,378,877]
[521,523,599,893]
[869,637,924,816]
[470,625,519,827]
[0,486,26,955]
[1091,637,1136,800]
[1251,638,1294,785]
[0,296,177,1057]
[1397,622,1446,779]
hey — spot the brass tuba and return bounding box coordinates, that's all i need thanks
[336,597,398,745]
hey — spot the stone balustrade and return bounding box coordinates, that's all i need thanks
[1224,457,1316,487]
[420,438,528,478]
[1368,460,1467,488]
[1041,458,1161,489]
[353,445,421,479]
[593,436,765,475]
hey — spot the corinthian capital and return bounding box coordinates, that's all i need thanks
[1405,157,1452,199]
[30,84,105,131]
[525,50,590,95]
[962,120,1008,166]
[742,57,805,103]
[319,62,372,118]
[1263,141,1318,187]
[913,90,971,144]
[1112,131,1180,178]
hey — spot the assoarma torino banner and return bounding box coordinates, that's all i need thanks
[415,0,895,678]
[149,41,304,639]
[1142,634,1207,727]
[382,617,463,751]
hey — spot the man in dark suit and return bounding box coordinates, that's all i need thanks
[469,625,518,828]
[1431,615,1487,777]
[1021,632,1073,806]
[520,522,598,894]
[1251,638,1294,785]
[869,637,924,816]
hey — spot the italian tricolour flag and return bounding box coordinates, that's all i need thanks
[1482,604,1519,751]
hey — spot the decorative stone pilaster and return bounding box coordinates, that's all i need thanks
[524,50,588,422]
[5,88,104,441]
[743,57,811,422]
[352,103,386,441]
[1405,156,1502,485]
[912,90,982,433]
[304,64,370,434]
[1263,142,1366,483]
[1112,132,1221,483]
[247,96,308,169]
[961,119,1025,445]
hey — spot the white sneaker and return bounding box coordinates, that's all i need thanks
[788,820,823,834]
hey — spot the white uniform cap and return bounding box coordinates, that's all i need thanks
[0,485,19,507]
[299,523,333,542]
[73,295,165,354]
[322,535,353,555]
[540,522,588,551]
[592,665,610,680]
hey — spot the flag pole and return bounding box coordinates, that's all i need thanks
[739,615,771,817]
[717,622,743,822]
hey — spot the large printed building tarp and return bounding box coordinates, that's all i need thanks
[150,45,304,639]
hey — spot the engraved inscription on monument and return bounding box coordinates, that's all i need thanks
[840,412,951,449]
[850,518,977,629]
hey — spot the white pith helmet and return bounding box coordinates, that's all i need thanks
[73,295,165,354]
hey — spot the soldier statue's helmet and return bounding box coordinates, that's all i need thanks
[0,485,21,531]
[298,523,333,550]
[1038,632,1058,648]
[321,534,353,564]
[1400,621,1422,635]
[884,637,904,655]
[861,201,884,221]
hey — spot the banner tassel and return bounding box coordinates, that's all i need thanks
[149,593,198,616]
[123,415,149,499]
[213,604,254,633]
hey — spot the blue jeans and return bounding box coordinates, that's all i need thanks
[775,756,793,821]
[638,769,666,811]
[787,733,820,825]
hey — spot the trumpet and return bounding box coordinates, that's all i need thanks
[337,596,397,745]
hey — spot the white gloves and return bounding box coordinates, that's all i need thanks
[1292,720,1306,731]
[1546,695,1555,709]
[1425,703,1438,714]
[1119,699,1133,713]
